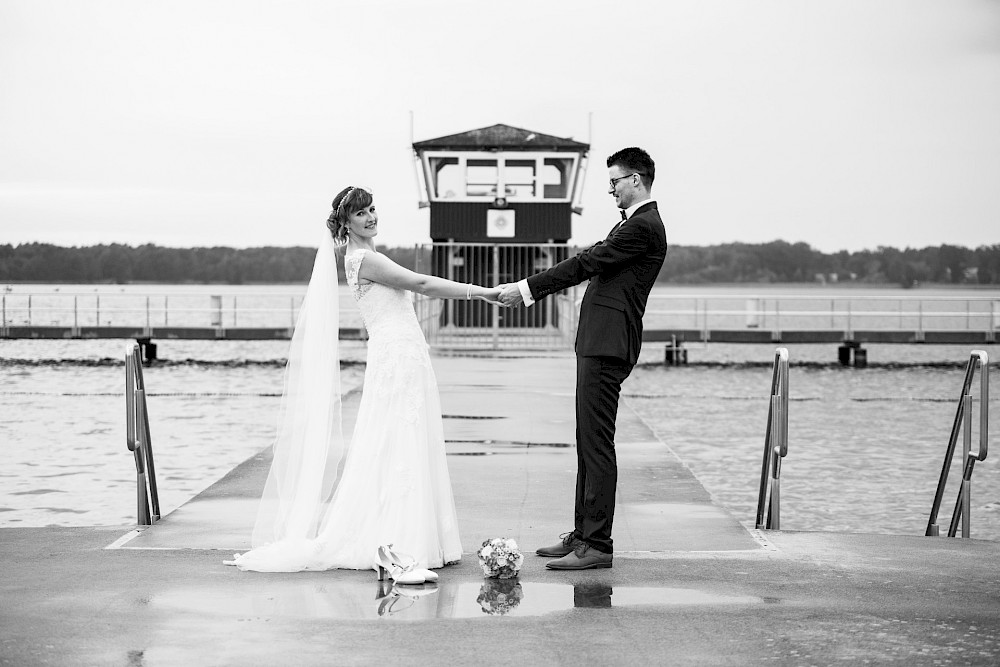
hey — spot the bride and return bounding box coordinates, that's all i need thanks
[228,186,501,579]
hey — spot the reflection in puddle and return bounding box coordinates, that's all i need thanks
[447,440,573,449]
[153,579,766,621]
[475,578,524,615]
[375,580,441,617]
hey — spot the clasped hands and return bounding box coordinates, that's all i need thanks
[477,284,525,307]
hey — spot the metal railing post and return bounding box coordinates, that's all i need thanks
[125,342,160,525]
[446,241,454,332]
[756,348,789,530]
[927,351,989,538]
[961,394,972,538]
[491,244,500,350]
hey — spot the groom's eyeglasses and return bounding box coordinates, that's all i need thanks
[609,174,638,188]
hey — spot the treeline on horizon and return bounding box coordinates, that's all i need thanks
[2,241,999,286]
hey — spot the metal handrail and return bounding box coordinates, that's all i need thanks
[125,342,160,525]
[641,294,1000,336]
[926,351,989,538]
[6,291,997,335]
[756,348,789,530]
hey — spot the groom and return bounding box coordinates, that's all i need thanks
[499,147,667,570]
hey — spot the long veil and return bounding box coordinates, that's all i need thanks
[233,232,346,570]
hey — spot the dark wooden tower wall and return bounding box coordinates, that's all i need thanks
[412,123,590,244]
[429,202,572,243]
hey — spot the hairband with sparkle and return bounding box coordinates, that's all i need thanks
[337,186,357,213]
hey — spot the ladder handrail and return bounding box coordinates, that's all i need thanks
[756,348,789,529]
[125,342,160,525]
[926,350,989,538]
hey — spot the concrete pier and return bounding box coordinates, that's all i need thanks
[2,353,999,666]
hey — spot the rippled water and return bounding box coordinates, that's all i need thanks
[0,338,366,527]
[625,342,1000,541]
[1,335,998,541]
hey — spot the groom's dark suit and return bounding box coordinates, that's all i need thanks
[526,201,667,553]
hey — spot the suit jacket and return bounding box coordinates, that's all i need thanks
[526,202,667,365]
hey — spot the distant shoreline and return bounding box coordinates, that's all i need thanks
[3,242,997,286]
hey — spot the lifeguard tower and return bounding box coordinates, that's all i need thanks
[412,123,589,336]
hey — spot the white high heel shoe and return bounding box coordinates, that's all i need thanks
[383,545,439,583]
[374,545,426,585]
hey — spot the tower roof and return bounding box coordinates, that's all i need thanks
[413,123,589,152]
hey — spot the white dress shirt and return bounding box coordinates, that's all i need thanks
[517,199,657,307]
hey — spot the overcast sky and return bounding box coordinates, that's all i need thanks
[1,0,998,252]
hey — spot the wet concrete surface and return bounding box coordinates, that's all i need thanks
[2,353,1000,665]
[3,526,1000,665]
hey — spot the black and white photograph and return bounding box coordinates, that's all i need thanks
[1,1,999,665]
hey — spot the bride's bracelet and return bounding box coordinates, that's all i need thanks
[466,283,473,300]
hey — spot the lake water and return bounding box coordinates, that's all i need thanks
[2,283,999,541]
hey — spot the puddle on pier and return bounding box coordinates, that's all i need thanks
[153,579,769,621]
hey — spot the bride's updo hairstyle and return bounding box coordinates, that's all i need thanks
[326,186,374,245]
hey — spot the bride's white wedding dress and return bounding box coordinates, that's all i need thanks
[231,246,462,572]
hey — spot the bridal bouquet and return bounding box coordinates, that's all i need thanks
[477,537,523,579]
[476,578,524,615]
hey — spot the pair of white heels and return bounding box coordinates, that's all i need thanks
[374,545,439,585]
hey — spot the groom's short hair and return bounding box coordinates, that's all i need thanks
[607,147,655,188]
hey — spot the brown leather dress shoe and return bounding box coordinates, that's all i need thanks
[535,532,579,557]
[545,542,613,570]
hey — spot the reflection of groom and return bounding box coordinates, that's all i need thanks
[499,147,667,570]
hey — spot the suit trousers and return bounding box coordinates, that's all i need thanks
[574,355,634,554]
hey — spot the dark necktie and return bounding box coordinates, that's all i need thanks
[620,210,628,222]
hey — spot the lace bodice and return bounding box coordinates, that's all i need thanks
[344,249,426,345]
[343,248,434,427]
